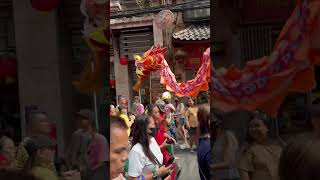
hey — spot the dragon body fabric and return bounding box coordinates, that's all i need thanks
[212,0,320,116]
[134,0,320,116]
[133,47,211,97]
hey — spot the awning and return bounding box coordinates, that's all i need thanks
[173,24,210,41]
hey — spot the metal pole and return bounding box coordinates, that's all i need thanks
[91,61,99,131]
[150,73,152,103]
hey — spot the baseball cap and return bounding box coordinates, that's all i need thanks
[162,91,171,100]
[157,104,166,113]
[76,109,95,121]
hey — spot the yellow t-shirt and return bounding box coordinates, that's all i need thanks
[119,114,131,136]
[32,166,59,180]
[187,107,198,128]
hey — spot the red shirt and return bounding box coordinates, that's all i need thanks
[154,114,170,164]
[0,154,10,168]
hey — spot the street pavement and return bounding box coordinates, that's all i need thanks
[174,145,201,180]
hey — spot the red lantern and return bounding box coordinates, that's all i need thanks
[0,56,17,78]
[30,0,60,11]
[109,79,116,88]
[119,57,128,65]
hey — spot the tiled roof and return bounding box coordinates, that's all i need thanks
[173,24,210,41]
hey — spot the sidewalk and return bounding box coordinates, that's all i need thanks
[174,144,201,180]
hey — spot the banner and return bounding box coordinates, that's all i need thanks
[133,47,210,97]
[212,0,320,116]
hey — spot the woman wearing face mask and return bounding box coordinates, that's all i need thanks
[128,115,172,180]
[147,104,177,180]
[147,104,172,164]
[238,111,282,180]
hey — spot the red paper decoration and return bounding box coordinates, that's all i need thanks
[109,79,116,88]
[119,57,129,65]
[30,0,60,11]
[0,56,17,78]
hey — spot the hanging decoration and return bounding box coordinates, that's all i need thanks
[73,0,109,94]
[30,0,60,11]
[109,79,116,88]
[133,47,210,97]
[0,56,17,85]
[133,0,320,115]
[119,57,129,65]
[155,10,175,29]
[211,0,320,116]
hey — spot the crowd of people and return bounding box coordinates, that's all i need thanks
[1,91,319,180]
[0,109,109,180]
[110,91,211,180]
[210,105,320,180]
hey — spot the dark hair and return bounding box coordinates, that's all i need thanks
[0,170,39,180]
[156,104,166,114]
[212,113,224,129]
[118,95,124,101]
[163,99,170,104]
[27,111,48,126]
[146,104,158,116]
[198,104,210,135]
[246,111,272,143]
[279,136,320,180]
[110,116,128,130]
[131,115,156,164]
[187,97,196,107]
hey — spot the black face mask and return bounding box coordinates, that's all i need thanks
[148,127,158,137]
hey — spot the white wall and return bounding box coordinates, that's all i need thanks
[13,0,74,158]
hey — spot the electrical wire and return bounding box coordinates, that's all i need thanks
[111,0,210,19]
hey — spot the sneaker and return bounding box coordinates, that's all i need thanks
[184,143,190,149]
[190,149,195,153]
[179,144,186,149]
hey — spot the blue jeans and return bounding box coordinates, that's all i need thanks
[197,137,211,180]
[170,126,177,141]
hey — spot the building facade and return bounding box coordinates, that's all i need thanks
[0,0,107,158]
[110,0,210,107]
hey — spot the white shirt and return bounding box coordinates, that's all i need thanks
[128,137,163,177]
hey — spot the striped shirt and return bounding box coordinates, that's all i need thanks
[16,137,56,173]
